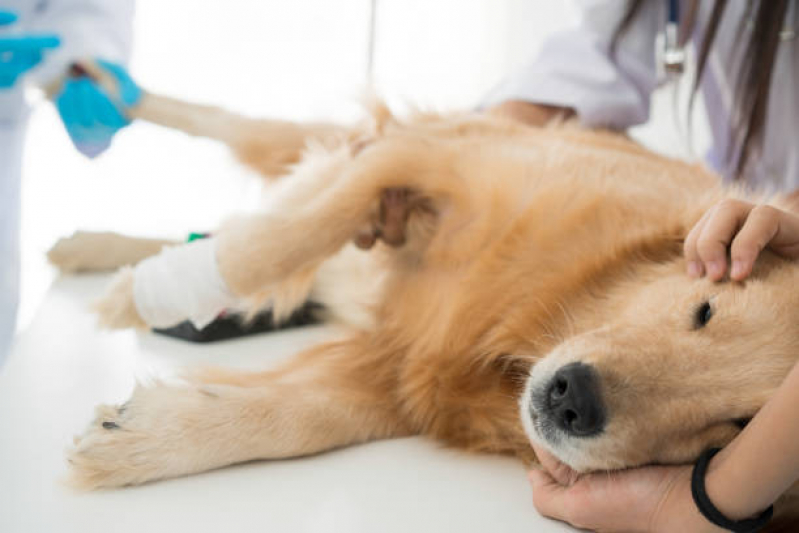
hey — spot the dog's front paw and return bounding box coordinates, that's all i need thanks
[94,268,148,330]
[69,386,168,489]
[68,383,226,489]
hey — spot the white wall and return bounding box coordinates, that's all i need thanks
[372,0,579,111]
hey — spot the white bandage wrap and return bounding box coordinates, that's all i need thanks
[133,238,240,329]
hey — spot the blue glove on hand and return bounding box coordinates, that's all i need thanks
[0,10,61,88]
[55,59,141,158]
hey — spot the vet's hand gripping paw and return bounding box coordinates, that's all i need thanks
[52,59,141,158]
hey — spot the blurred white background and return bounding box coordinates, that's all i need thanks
[18,0,708,330]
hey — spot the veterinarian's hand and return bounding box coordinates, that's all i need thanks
[55,59,141,158]
[0,10,60,88]
[684,200,799,281]
[529,444,721,532]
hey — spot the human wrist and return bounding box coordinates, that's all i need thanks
[650,469,723,533]
[704,448,764,522]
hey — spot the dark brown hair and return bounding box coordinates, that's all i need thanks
[612,0,792,180]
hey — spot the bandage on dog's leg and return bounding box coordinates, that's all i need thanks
[132,238,240,329]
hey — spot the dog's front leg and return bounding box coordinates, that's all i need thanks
[69,336,410,489]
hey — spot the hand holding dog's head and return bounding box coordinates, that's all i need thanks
[522,253,799,473]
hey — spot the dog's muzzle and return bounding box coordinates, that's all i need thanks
[536,362,606,438]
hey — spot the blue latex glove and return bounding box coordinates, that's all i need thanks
[55,59,141,158]
[0,10,61,88]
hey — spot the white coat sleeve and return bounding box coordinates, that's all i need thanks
[27,0,135,85]
[483,0,663,129]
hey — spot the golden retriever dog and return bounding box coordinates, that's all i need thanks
[49,61,799,528]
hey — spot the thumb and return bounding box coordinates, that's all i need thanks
[0,11,18,26]
[528,469,573,523]
[532,442,579,486]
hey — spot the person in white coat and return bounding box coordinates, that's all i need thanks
[485,1,799,531]
[487,0,798,191]
[0,0,138,365]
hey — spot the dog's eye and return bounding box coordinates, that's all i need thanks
[732,418,752,430]
[694,301,713,329]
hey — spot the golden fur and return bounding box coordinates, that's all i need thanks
[50,65,799,527]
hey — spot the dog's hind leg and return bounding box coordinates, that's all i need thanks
[68,335,410,489]
[131,92,358,178]
[95,136,466,329]
[48,60,363,179]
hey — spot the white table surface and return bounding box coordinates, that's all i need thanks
[0,274,574,533]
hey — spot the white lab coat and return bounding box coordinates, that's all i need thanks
[484,0,799,191]
[0,0,135,365]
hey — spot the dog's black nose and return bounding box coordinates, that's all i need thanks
[545,362,605,437]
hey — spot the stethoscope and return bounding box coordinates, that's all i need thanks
[662,0,686,76]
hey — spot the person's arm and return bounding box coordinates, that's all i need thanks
[683,199,799,514]
[704,359,799,521]
[486,101,574,127]
[783,188,799,213]
[530,201,799,532]
[530,359,799,532]
[481,0,662,130]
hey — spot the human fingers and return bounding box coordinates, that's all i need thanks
[531,442,579,486]
[684,208,713,278]
[95,58,141,107]
[728,205,781,280]
[0,11,18,26]
[2,49,43,71]
[695,199,754,281]
[90,84,128,128]
[0,48,43,73]
[528,469,576,525]
[74,79,98,128]
[733,206,799,274]
[56,81,83,138]
[95,93,126,129]
[0,35,61,53]
[0,50,42,88]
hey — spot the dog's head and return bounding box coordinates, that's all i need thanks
[521,253,799,472]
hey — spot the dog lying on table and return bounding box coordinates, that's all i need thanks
[47,61,799,530]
